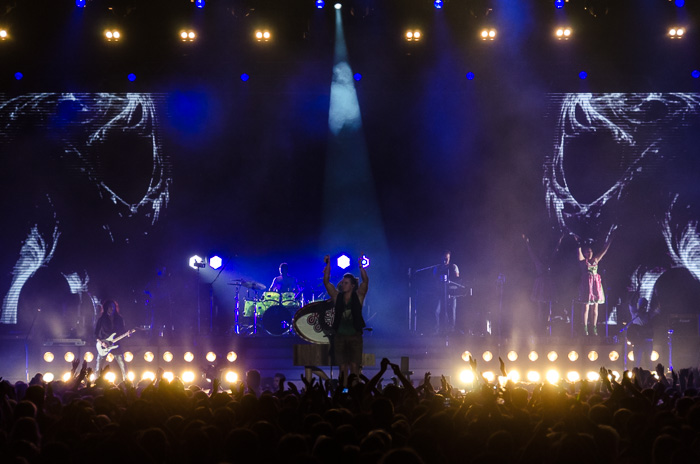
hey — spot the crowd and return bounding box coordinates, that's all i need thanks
[1,357,700,464]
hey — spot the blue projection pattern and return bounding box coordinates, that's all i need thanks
[545,93,700,324]
[0,93,170,325]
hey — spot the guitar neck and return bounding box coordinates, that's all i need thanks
[112,330,133,343]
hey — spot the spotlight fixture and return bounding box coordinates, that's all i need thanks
[124,352,134,362]
[507,350,518,362]
[226,351,237,362]
[84,352,94,362]
[104,30,121,42]
[608,350,620,361]
[209,256,223,270]
[480,28,497,41]
[225,370,238,383]
[587,350,598,361]
[0,29,8,40]
[527,371,540,382]
[547,351,558,362]
[195,0,205,9]
[189,255,205,269]
[182,371,196,383]
[316,0,325,8]
[76,0,86,7]
[64,352,75,363]
[360,255,370,268]
[461,351,472,362]
[554,0,565,9]
[337,255,351,270]
[568,351,579,361]
[482,350,493,362]
[184,351,195,362]
[545,369,560,384]
[528,351,538,361]
[434,0,443,9]
[104,372,116,384]
[43,352,54,363]
[334,3,342,10]
[179,30,197,42]
[459,370,475,384]
[144,351,155,362]
[163,351,173,362]
[44,372,55,382]
[206,351,217,362]
[405,30,422,41]
[255,30,272,42]
[668,27,685,39]
[555,27,572,40]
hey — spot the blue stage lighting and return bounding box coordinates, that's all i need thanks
[353,73,362,81]
[337,255,351,270]
[14,72,23,80]
[361,255,370,268]
[554,0,564,9]
[195,0,205,9]
[466,72,475,80]
[127,73,136,82]
[692,70,700,79]
[316,0,325,8]
[675,0,685,7]
[209,256,223,270]
[579,71,587,80]
[434,0,443,9]
[76,0,86,7]
[240,73,250,82]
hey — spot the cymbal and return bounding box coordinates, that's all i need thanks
[228,279,266,291]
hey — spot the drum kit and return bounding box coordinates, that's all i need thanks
[229,278,331,338]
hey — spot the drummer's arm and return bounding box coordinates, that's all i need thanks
[323,255,338,301]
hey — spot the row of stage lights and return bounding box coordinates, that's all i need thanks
[41,349,240,385]
[188,254,369,270]
[462,348,661,365]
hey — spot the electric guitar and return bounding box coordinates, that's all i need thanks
[96,328,139,356]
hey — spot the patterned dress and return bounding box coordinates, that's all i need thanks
[579,259,605,304]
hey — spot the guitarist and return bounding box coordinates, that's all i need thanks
[95,299,128,383]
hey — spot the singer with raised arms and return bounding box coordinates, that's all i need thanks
[323,254,369,385]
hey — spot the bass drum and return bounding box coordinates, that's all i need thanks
[292,300,335,344]
[262,305,292,336]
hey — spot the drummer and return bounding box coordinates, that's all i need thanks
[269,263,300,293]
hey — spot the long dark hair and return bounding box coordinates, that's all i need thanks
[101,299,120,315]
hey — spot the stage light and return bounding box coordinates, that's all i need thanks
[482,351,493,362]
[459,369,475,384]
[182,371,196,383]
[127,371,136,382]
[226,351,237,362]
[611,370,620,381]
[609,350,620,361]
[555,27,572,40]
[405,30,422,41]
[127,73,136,82]
[225,370,238,383]
[466,72,475,80]
[587,371,600,381]
[84,352,94,362]
[461,351,472,362]
[180,30,196,42]
[44,372,55,382]
[104,30,121,42]
[64,352,75,363]
[255,30,272,42]
[566,371,580,382]
[507,350,518,362]
[184,352,194,362]
[43,352,54,363]
[163,371,174,382]
[668,27,686,39]
[361,255,370,268]
[554,0,565,9]
[163,351,173,362]
[105,372,116,384]
[195,0,205,9]
[650,350,660,362]
[547,351,558,362]
[587,350,598,361]
[528,351,538,362]
[334,3,342,10]
[89,373,96,382]
[240,73,250,82]
[123,352,133,362]
[692,70,700,79]
[507,370,520,383]
[353,73,362,81]
[545,369,560,384]
[578,71,587,80]
[480,29,497,41]
[206,351,217,362]
[0,29,7,40]
[142,371,156,381]
[482,371,495,383]
[337,255,351,270]
[675,0,685,7]
[76,0,86,7]
[62,372,72,382]
[106,353,114,362]
[209,256,222,270]
[627,351,634,361]
[189,255,205,269]
[144,351,155,362]
[15,72,23,80]
[526,371,540,382]
[434,0,443,9]
[316,0,325,8]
